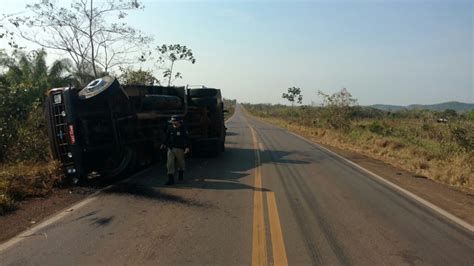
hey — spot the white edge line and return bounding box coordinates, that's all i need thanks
[287,131,474,233]
[0,166,154,253]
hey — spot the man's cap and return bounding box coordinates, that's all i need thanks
[169,115,183,123]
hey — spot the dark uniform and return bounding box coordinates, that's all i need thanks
[163,116,189,185]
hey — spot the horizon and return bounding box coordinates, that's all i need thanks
[239,100,474,107]
[1,0,473,105]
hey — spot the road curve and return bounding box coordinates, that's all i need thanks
[1,105,473,265]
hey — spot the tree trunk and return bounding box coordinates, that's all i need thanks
[167,60,174,86]
[89,0,98,78]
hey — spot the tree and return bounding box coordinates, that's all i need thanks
[317,88,358,131]
[12,0,152,82]
[468,109,474,121]
[156,44,196,86]
[0,49,72,162]
[0,13,18,49]
[0,49,72,97]
[119,67,158,86]
[442,109,457,118]
[282,87,303,106]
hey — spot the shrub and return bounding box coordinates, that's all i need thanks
[368,121,393,136]
[451,127,473,152]
[0,49,70,163]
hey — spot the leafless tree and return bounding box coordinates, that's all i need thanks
[1,13,19,49]
[11,0,152,83]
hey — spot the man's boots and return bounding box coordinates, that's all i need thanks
[165,174,175,186]
[178,171,184,181]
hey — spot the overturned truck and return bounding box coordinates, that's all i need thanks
[44,76,226,181]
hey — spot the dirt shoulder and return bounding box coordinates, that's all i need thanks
[0,187,95,244]
[253,115,474,225]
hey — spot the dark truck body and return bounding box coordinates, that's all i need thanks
[44,76,225,181]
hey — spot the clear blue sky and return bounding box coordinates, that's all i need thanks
[1,0,473,105]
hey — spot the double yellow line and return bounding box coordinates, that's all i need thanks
[249,126,288,266]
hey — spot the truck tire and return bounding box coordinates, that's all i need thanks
[189,89,218,97]
[99,147,136,179]
[142,95,183,111]
[78,76,120,100]
[190,97,218,110]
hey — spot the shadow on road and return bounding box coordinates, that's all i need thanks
[124,146,309,192]
[97,128,311,202]
[102,182,210,208]
[89,216,114,227]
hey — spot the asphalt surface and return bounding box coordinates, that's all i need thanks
[1,105,473,265]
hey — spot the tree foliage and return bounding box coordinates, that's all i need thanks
[317,88,358,131]
[282,87,303,106]
[156,44,196,86]
[0,50,71,162]
[468,109,474,121]
[0,13,19,49]
[12,0,152,83]
[119,67,158,86]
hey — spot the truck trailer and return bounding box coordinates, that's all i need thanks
[44,76,226,182]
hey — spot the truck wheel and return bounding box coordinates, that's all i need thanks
[189,89,218,97]
[99,147,136,179]
[78,76,120,100]
[190,97,218,110]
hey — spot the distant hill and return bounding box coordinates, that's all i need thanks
[370,101,474,112]
[370,104,405,111]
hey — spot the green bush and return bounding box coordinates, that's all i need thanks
[0,49,71,163]
[368,121,393,136]
[451,127,473,152]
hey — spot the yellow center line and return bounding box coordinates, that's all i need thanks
[248,122,288,266]
[267,192,288,266]
[251,126,268,266]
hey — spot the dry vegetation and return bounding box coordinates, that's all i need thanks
[224,98,236,120]
[244,103,474,190]
[0,161,63,215]
[0,50,67,215]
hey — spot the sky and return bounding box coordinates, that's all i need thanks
[1,0,473,105]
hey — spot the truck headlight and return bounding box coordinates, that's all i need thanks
[67,167,76,174]
[53,93,62,104]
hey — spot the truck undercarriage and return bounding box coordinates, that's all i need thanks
[44,76,226,182]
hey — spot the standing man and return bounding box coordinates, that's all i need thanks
[161,115,190,185]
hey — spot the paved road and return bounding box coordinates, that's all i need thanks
[1,105,473,265]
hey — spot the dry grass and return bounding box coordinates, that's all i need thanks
[224,106,235,121]
[224,99,236,121]
[255,115,474,190]
[0,160,63,215]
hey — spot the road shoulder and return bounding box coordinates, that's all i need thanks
[0,187,94,243]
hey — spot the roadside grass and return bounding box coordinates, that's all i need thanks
[224,98,236,120]
[245,106,473,190]
[224,106,235,121]
[0,161,63,215]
